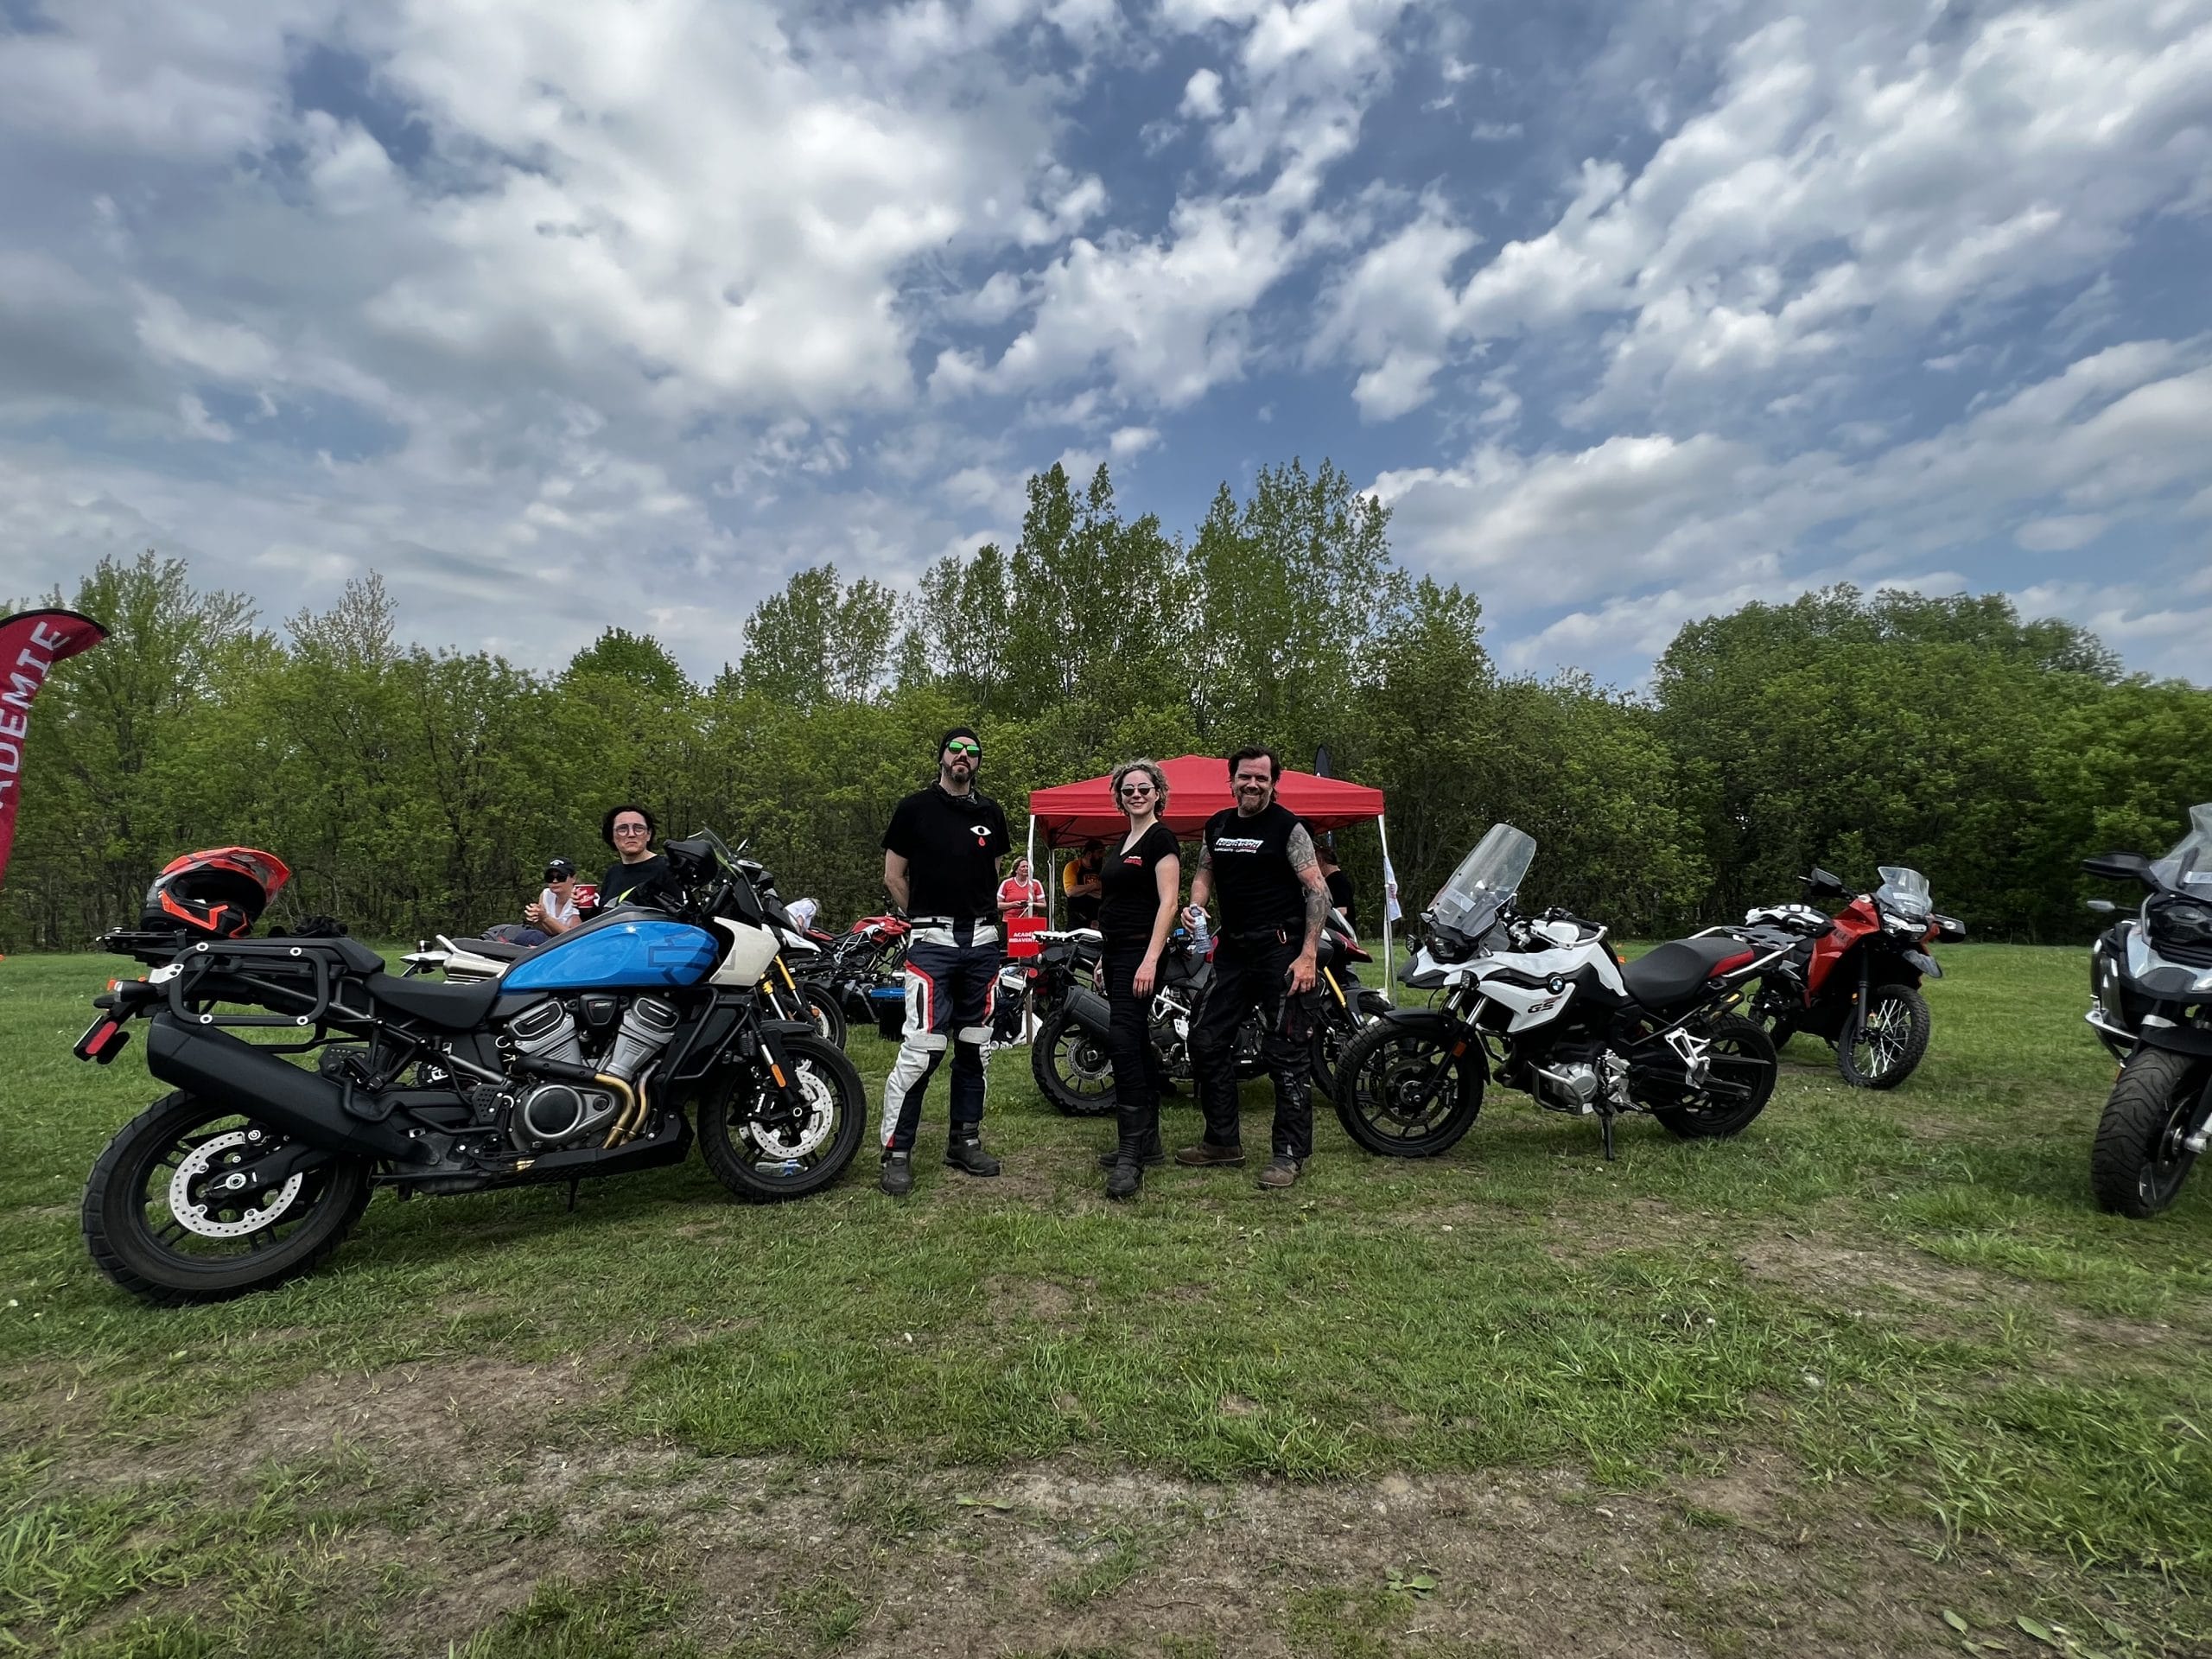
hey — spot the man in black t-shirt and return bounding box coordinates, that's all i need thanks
[877,725,1011,1197]
[1179,747,1332,1189]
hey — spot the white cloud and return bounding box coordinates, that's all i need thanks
[1379,336,2212,675]
[1322,0,2212,423]
[1182,67,1225,118]
[1109,424,1160,457]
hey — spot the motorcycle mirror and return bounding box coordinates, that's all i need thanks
[2086,898,2117,914]
[1802,867,1846,898]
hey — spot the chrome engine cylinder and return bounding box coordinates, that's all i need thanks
[507,997,584,1070]
[602,995,679,1084]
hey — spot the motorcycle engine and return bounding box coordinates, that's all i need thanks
[503,995,680,1151]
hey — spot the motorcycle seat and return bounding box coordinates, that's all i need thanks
[449,935,531,963]
[365,972,502,1029]
[1620,938,1757,1010]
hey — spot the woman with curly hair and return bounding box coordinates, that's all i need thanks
[1095,759,1181,1198]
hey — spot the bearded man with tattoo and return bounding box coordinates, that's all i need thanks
[1176,747,1334,1189]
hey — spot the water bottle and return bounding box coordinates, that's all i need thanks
[1187,907,1210,957]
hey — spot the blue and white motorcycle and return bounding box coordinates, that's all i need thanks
[73,830,866,1304]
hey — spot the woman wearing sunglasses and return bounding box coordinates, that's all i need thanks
[1096,759,1180,1198]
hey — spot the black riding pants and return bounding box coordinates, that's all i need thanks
[1191,934,1320,1160]
[1102,944,1159,1150]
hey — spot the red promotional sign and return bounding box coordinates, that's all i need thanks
[0,609,109,892]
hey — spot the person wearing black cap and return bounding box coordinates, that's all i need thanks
[521,859,584,941]
[877,726,1012,1197]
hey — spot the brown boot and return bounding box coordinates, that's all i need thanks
[1174,1140,1245,1167]
[1256,1154,1301,1190]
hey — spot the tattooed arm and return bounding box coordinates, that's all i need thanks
[1185,839,1213,921]
[1286,824,1330,990]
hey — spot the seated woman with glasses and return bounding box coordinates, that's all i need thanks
[590,804,676,913]
[1096,760,1180,1198]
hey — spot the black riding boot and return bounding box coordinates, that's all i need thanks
[1104,1132,1147,1199]
[1095,1127,1165,1170]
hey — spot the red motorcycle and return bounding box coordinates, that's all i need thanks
[819,913,912,1037]
[1732,867,1967,1089]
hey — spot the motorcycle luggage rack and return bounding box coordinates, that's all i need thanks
[162,940,340,1030]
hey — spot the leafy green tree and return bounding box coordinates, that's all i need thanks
[736,564,899,707]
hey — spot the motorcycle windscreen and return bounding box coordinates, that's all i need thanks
[502,919,721,992]
[1431,823,1536,939]
[2152,804,2212,891]
[1873,867,1931,922]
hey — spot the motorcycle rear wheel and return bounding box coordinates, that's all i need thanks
[698,1033,866,1202]
[1836,984,1929,1090]
[82,1091,373,1306]
[1649,1014,1778,1139]
[1032,1005,1117,1116]
[1332,1013,1484,1157]
[2090,1047,2203,1219]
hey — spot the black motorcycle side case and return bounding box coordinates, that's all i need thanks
[1062,986,1113,1040]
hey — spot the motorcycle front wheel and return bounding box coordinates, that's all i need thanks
[796,980,849,1049]
[1836,983,1930,1090]
[1310,990,1394,1104]
[1332,1012,1484,1157]
[2090,1047,2204,1219]
[82,1091,373,1306]
[698,1033,866,1202]
[1031,1005,1117,1116]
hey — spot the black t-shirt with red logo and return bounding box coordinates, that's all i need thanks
[1098,822,1180,945]
[882,784,1010,921]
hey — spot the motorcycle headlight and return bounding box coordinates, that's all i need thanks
[2148,899,2212,952]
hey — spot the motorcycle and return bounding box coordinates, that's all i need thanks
[1027,914,1381,1117]
[818,912,912,1037]
[1333,823,1784,1160]
[73,830,868,1306]
[2082,803,2212,1217]
[1736,866,1967,1089]
[403,856,848,1048]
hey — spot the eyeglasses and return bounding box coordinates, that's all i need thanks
[944,740,980,756]
[1119,785,1155,798]
[613,823,649,836]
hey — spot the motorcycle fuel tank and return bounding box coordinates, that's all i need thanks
[501,919,721,993]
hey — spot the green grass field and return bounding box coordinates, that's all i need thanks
[2,944,2208,1657]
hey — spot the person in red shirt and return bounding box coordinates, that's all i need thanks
[996,856,1046,919]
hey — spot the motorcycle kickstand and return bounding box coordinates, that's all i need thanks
[566,1178,580,1214]
[1598,1105,1617,1162]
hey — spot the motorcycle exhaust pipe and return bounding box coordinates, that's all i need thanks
[1063,985,1113,1041]
[144,1017,427,1164]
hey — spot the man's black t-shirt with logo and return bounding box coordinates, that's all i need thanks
[1202,801,1306,936]
[1098,822,1180,945]
[882,785,1011,921]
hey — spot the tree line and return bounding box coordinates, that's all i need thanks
[4,457,2209,952]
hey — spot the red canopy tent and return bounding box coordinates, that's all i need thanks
[1027,754,1384,846]
[1024,755,1400,995]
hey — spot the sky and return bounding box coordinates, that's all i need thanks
[2,0,2209,687]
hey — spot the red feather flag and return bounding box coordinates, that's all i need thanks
[0,609,109,893]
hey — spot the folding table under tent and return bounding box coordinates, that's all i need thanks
[1023,754,1400,1000]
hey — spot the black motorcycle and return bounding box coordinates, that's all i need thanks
[2082,804,2212,1217]
[1027,918,1380,1117]
[73,830,866,1305]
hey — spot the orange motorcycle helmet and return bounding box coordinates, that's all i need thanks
[141,847,293,938]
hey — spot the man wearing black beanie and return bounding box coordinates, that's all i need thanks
[876,725,1012,1197]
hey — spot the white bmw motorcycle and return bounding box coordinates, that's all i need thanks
[1333,824,1788,1159]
